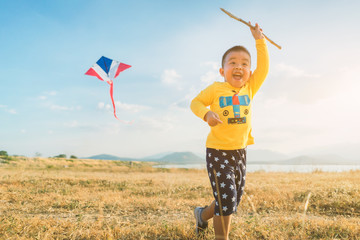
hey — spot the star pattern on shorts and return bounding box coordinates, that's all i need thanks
[222,193,228,199]
[207,148,247,216]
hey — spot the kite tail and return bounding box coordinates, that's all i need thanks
[107,81,134,124]
[108,81,118,120]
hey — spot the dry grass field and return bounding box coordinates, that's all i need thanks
[1,156,359,239]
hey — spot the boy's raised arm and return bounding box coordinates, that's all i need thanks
[249,23,269,96]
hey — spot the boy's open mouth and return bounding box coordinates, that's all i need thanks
[233,73,243,81]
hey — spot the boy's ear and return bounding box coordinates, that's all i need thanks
[219,68,224,77]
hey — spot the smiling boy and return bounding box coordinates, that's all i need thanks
[191,23,269,240]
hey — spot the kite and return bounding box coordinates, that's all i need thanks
[85,56,131,120]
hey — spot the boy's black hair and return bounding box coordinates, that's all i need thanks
[221,46,251,68]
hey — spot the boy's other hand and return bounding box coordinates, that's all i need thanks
[204,111,223,127]
[250,22,264,40]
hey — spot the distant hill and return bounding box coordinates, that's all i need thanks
[145,152,204,165]
[142,152,174,160]
[275,155,358,165]
[84,152,204,164]
[247,149,288,162]
[85,154,136,161]
[84,151,359,165]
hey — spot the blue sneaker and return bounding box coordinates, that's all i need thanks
[194,206,208,234]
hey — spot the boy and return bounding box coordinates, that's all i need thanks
[190,23,269,240]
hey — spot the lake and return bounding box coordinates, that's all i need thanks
[153,164,360,172]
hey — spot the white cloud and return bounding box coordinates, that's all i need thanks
[170,98,191,110]
[97,102,105,109]
[169,62,221,111]
[50,104,71,111]
[45,91,57,96]
[97,101,150,113]
[201,71,219,85]
[137,116,175,131]
[263,63,340,104]
[0,105,17,114]
[252,71,360,154]
[115,101,151,113]
[37,90,82,112]
[49,104,81,111]
[161,69,182,90]
[275,63,321,78]
[200,62,220,85]
[64,120,78,128]
[201,61,219,69]
[38,91,57,101]
[8,109,17,114]
[105,104,111,110]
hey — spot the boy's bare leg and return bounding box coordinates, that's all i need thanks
[201,201,232,239]
[213,215,232,240]
[201,200,215,221]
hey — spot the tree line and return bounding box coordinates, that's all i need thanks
[0,150,77,159]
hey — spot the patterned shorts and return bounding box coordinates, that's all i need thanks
[206,148,247,216]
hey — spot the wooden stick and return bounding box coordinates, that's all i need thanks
[213,169,226,237]
[220,8,282,50]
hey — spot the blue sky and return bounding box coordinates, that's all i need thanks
[1,0,359,160]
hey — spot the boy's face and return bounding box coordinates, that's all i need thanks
[220,50,251,88]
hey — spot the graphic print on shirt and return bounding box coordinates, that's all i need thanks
[219,93,250,124]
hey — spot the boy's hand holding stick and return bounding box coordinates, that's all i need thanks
[220,8,282,50]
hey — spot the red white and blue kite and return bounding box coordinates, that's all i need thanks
[85,56,131,120]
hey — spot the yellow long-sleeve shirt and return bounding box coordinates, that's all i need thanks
[191,39,269,150]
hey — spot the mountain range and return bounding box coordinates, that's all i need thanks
[84,150,359,165]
